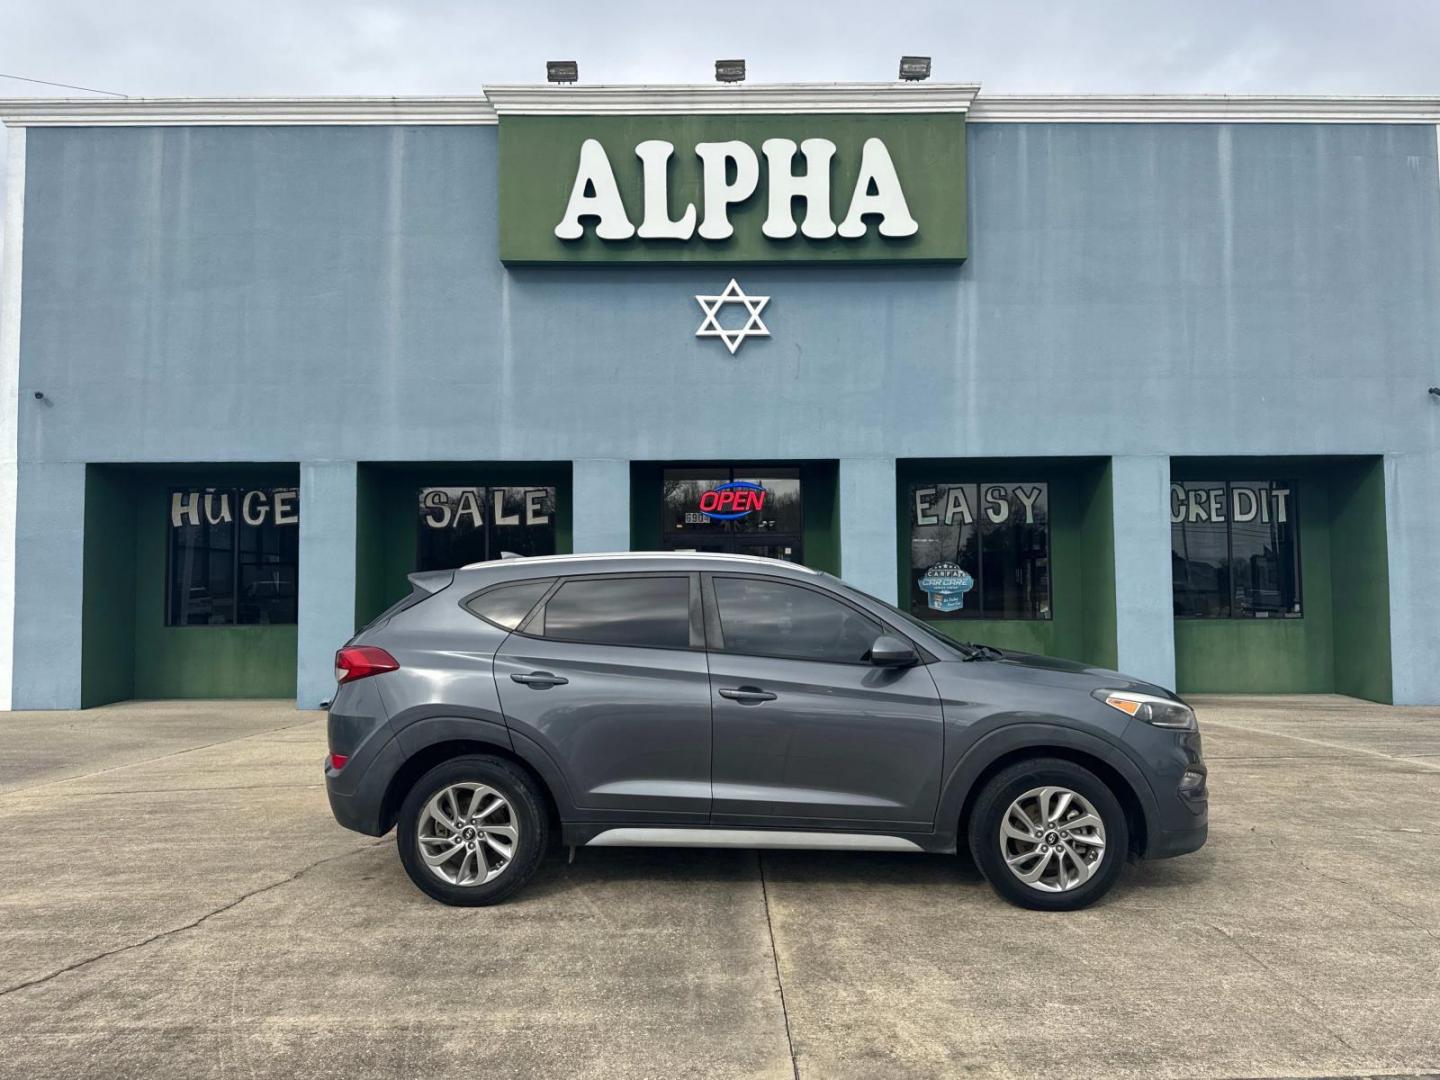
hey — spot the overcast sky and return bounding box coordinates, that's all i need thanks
[4,0,1440,251]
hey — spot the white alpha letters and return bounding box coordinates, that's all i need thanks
[914,488,939,527]
[554,139,636,241]
[171,491,201,528]
[635,140,697,240]
[242,489,269,526]
[421,490,451,529]
[761,138,837,240]
[453,489,484,531]
[272,489,299,526]
[492,489,519,527]
[838,138,919,239]
[525,489,551,526]
[696,141,760,240]
[203,491,233,526]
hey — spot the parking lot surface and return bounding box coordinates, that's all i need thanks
[2,695,1439,1079]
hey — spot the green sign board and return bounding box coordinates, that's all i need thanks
[499,113,967,264]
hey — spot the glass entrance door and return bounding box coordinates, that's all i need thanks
[660,467,804,564]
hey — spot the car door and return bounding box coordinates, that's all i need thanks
[493,572,712,820]
[704,572,945,830]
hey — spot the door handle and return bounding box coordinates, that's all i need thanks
[511,671,569,689]
[718,686,777,704]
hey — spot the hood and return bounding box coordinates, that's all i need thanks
[961,648,1179,699]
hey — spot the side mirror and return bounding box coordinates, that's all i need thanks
[868,634,918,667]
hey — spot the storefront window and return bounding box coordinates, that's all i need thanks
[908,483,1050,620]
[167,487,299,626]
[416,486,556,571]
[1170,481,1301,618]
[661,468,804,563]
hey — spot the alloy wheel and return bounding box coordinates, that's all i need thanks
[998,785,1107,893]
[416,782,519,887]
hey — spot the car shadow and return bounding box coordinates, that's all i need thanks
[515,844,988,904]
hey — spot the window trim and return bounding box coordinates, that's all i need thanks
[508,571,704,653]
[702,571,897,668]
[1171,479,1304,620]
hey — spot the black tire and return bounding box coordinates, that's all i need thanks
[967,757,1129,912]
[396,754,549,906]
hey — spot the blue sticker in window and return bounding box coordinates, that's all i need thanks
[918,562,974,613]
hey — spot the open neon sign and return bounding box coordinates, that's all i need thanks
[698,481,767,521]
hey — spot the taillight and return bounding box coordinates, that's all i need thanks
[334,645,399,684]
[328,752,349,770]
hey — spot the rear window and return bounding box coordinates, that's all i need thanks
[538,576,691,650]
[465,579,553,630]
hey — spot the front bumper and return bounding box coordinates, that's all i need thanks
[1145,821,1208,859]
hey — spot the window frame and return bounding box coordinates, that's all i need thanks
[701,572,898,668]
[508,572,705,652]
[164,484,300,629]
[1171,479,1304,620]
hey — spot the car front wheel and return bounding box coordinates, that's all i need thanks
[396,755,548,906]
[968,757,1129,911]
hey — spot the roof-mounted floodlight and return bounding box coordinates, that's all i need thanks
[715,59,746,83]
[546,60,578,84]
[898,56,932,81]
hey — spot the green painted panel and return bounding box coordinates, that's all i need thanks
[896,459,1114,667]
[500,113,966,263]
[81,466,137,707]
[800,461,840,576]
[354,462,573,627]
[1078,459,1119,671]
[1330,458,1392,703]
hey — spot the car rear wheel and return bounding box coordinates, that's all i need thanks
[968,757,1128,911]
[396,755,548,906]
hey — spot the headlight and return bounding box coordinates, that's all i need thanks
[1092,689,1196,730]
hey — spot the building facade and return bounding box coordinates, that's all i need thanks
[0,84,1437,710]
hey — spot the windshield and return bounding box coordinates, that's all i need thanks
[818,573,975,659]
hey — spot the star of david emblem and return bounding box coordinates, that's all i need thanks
[694,279,770,355]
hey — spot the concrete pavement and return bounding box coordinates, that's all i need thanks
[1,696,1438,1079]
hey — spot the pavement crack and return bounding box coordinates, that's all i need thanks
[758,853,800,1080]
[0,716,324,799]
[1207,922,1362,1054]
[0,840,385,999]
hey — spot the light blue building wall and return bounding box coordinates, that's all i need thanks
[4,98,1439,707]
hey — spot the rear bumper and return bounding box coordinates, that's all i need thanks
[324,729,405,837]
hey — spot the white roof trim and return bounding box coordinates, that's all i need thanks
[969,94,1440,123]
[5,90,1440,127]
[0,96,499,127]
[482,82,982,115]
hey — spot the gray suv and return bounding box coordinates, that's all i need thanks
[325,553,1207,911]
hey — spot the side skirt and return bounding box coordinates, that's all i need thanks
[582,827,925,852]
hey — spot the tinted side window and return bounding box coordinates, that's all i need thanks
[466,579,553,630]
[713,577,881,663]
[540,576,691,649]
